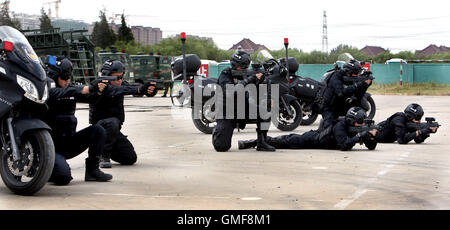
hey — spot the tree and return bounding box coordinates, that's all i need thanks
[91,11,117,49]
[0,2,21,30]
[39,8,53,32]
[329,44,369,63]
[117,14,134,43]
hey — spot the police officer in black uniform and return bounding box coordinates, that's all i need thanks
[321,59,372,130]
[212,49,275,152]
[89,60,155,168]
[376,104,439,144]
[239,107,378,151]
[45,56,112,185]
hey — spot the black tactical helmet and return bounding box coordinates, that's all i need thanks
[45,56,73,81]
[101,60,126,76]
[342,59,362,75]
[345,107,367,125]
[231,49,251,70]
[404,104,424,120]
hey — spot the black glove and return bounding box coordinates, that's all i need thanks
[355,80,368,89]
[418,127,431,136]
[357,131,371,141]
[139,82,152,95]
[89,80,100,94]
[243,75,258,85]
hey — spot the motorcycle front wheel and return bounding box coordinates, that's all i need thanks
[191,109,215,135]
[274,100,303,132]
[361,96,376,120]
[0,130,55,196]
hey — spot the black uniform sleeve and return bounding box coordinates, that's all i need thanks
[392,116,417,144]
[333,122,360,151]
[218,69,234,88]
[49,85,84,101]
[103,84,140,97]
[331,75,358,99]
[414,134,430,144]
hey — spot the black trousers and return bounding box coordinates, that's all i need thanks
[266,131,321,149]
[97,118,137,165]
[49,125,106,185]
[212,119,271,152]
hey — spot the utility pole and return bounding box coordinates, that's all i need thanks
[322,11,328,53]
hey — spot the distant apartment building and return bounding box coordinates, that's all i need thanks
[89,23,163,46]
[131,26,162,46]
[11,12,40,30]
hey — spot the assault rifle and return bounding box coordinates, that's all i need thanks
[406,117,441,134]
[348,119,381,139]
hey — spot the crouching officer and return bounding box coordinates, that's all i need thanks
[212,49,275,152]
[321,59,372,130]
[239,107,378,151]
[44,56,112,185]
[376,104,439,144]
[89,60,156,168]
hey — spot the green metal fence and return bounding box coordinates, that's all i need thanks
[210,63,450,84]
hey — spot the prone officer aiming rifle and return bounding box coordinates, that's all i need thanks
[347,119,380,143]
[407,117,441,134]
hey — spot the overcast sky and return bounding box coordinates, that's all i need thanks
[9,0,450,53]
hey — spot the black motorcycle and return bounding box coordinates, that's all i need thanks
[0,26,55,196]
[170,54,217,134]
[170,39,302,134]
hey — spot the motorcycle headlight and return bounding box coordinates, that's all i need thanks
[16,75,47,104]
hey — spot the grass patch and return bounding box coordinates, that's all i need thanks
[368,82,450,96]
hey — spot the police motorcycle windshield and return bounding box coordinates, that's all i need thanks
[256,50,274,64]
[0,26,46,81]
[338,53,355,63]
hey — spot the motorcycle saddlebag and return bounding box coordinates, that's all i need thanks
[292,77,320,101]
[171,54,202,76]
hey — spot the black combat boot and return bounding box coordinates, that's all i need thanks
[256,129,276,152]
[238,139,258,150]
[85,158,113,182]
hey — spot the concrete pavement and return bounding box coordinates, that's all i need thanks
[0,95,449,210]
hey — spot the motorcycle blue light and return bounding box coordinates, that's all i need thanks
[48,56,57,66]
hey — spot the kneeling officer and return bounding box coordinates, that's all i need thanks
[45,56,112,185]
[89,60,155,168]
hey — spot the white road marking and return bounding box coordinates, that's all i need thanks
[400,152,410,158]
[333,152,411,210]
[240,197,262,201]
[312,167,328,170]
[377,170,389,176]
[334,189,368,210]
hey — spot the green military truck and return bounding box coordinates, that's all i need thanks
[95,51,132,79]
[24,29,173,96]
[23,28,96,85]
[129,54,173,97]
